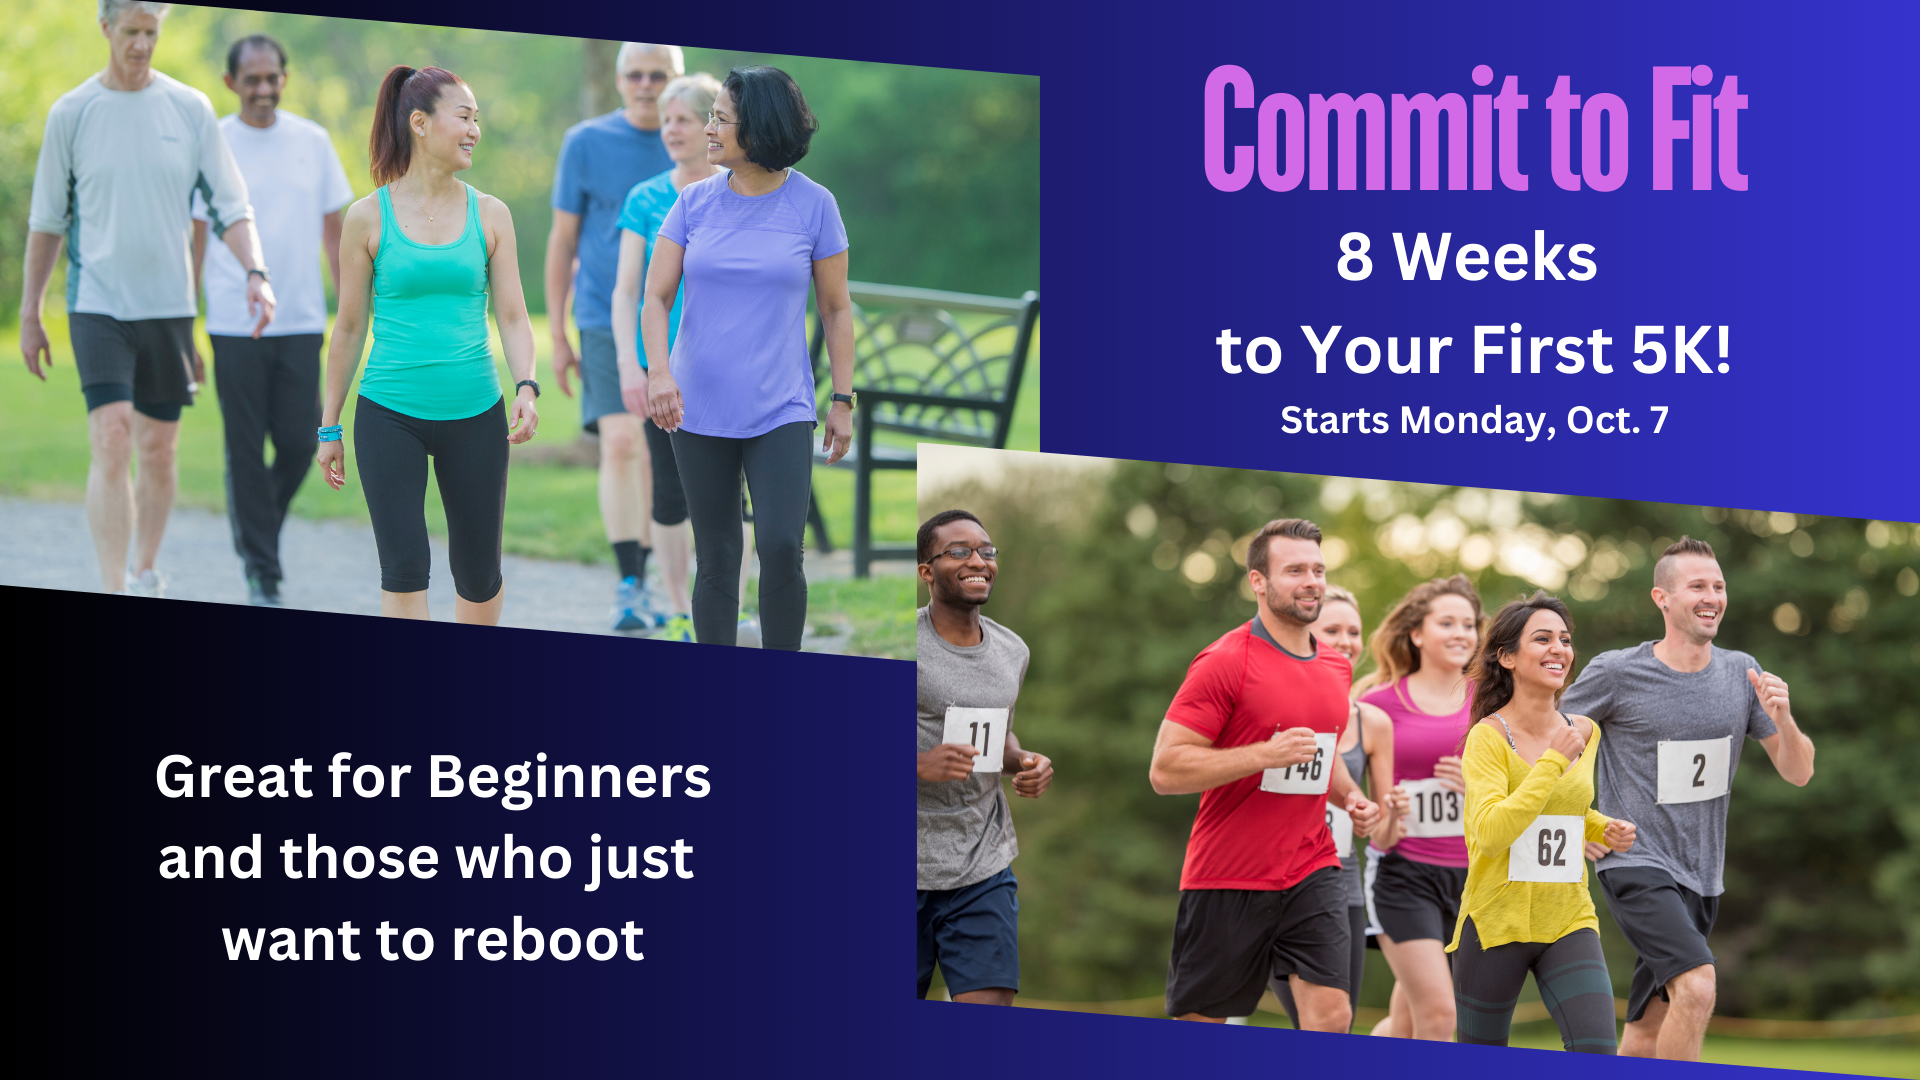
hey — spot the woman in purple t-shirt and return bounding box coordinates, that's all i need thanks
[638,66,855,649]
[1354,574,1485,1042]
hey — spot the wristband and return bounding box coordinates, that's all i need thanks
[516,379,541,398]
[317,424,343,443]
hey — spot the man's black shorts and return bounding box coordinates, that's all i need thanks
[70,313,196,422]
[1165,865,1349,1018]
[1369,850,1468,944]
[1598,865,1719,1022]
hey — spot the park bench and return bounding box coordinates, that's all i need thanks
[806,282,1040,577]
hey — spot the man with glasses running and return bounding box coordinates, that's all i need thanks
[545,42,681,630]
[1560,536,1815,1061]
[917,510,1053,1005]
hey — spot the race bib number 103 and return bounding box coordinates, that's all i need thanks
[1401,777,1465,838]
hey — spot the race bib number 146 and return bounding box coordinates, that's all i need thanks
[1261,733,1337,794]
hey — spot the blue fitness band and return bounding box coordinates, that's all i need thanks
[317,424,344,443]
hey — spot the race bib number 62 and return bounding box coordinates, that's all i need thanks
[1508,814,1586,883]
[942,707,1009,774]
[1261,732,1337,794]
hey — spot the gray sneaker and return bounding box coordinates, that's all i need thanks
[125,567,167,597]
[247,576,283,607]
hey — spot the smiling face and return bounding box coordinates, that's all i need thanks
[101,9,162,80]
[225,43,285,125]
[705,87,749,172]
[618,49,676,129]
[414,82,480,173]
[1312,598,1365,662]
[1252,536,1326,627]
[920,519,996,608]
[659,94,705,165]
[1654,553,1727,645]
[1411,593,1479,676]
[1499,607,1575,693]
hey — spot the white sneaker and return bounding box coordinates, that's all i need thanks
[736,615,762,648]
[125,568,167,598]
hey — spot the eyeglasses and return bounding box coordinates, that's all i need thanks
[622,71,672,84]
[933,546,998,562]
[707,112,739,126]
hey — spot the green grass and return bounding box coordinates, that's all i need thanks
[1239,1010,1916,1075]
[3,307,1031,656]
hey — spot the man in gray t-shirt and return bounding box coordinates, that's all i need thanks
[916,510,1052,1006]
[1559,536,1814,1062]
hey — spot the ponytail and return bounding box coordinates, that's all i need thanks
[369,64,466,186]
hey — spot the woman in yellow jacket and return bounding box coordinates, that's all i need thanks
[1448,591,1638,1052]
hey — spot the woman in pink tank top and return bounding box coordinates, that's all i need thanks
[1355,574,1485,1042]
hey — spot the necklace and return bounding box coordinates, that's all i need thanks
[406,175,458,225]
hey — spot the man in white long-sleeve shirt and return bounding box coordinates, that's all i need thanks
[20,0,276,596]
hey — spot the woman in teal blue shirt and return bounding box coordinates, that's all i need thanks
[318,65,539,625]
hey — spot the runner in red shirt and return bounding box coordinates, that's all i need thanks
[1150,517,1383,1031]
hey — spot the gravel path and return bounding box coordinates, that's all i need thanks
[0,498,891,650]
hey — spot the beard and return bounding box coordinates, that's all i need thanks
[934,575,991,608]
[1263,587,1319,627]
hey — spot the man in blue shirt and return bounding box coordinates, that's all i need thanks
[545,42,679,630]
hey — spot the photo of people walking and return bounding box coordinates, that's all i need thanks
[914,445,1919,1076]
[2,3,1039,655]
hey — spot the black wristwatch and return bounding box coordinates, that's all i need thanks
[830,392,857,409]
[516,379,541,398]
[247,267,272,283]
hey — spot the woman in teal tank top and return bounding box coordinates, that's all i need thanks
[317,64,540,625]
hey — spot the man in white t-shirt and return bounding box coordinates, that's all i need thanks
[22,0,275,597]
[192,33,353,606]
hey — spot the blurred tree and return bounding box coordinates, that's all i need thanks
[581,38,614,119]
[926,463,1920,1018]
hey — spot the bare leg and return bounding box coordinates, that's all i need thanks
[381,590,430,619]
[85,402,135,591]
[654,521,692,613]
[1654,964,1714,1060]
[1376,934,1456,1040]
[1371,980,1412,1037]
[951,988,1015,1006]
[454,580,505,626]
[1175,1013,1228,1023]
[1290,975,1354,1033]
[129,411,180,575]
[597,413,648,550]
[1619,994,1666,1057]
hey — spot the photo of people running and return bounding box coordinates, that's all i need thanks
[2,3,1038,654]
[915,445,1919,1075]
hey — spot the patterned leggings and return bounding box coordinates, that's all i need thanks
[1453,918,1617,1053]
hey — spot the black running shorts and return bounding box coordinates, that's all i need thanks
[1598,865,1719,1022]
[70,313,196,421]
[1369,850,1468,944]
[1165,865,1349,1018]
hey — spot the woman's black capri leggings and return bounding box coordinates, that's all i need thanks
[354,395,508,603]
[671,421,813,649]
[1453,917,1618,1053]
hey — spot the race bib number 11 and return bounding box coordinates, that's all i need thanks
[1508,814,1586,883]
[1656,737,1732,804]
[942,707,1010,774]
[1261,732,1338,794]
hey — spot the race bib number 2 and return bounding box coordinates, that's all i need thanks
[1401,777,1465,838]
[1261,732,1338,794]
[1508,814,1586,883]
[942,707,1009,774]
[1656,737,1732,804]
